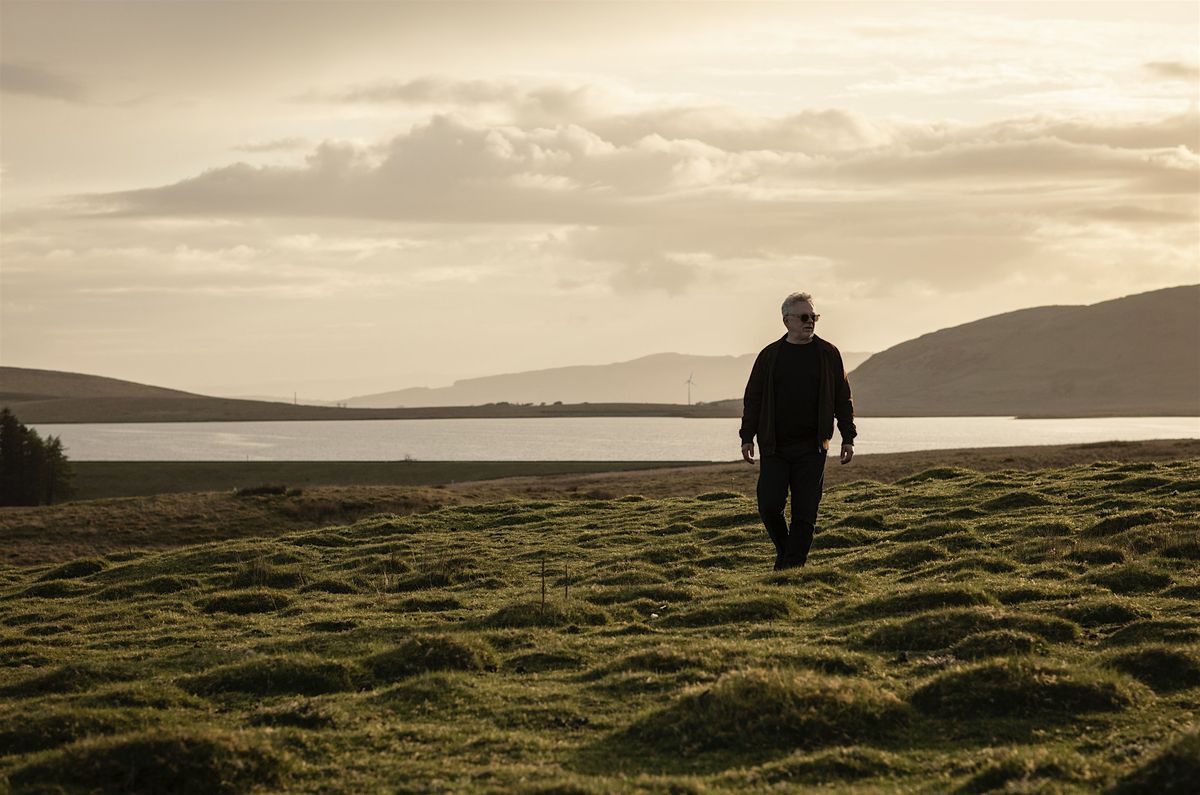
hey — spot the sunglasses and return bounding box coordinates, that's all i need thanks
[785,313,820,323]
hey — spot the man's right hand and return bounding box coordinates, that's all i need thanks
[741,442,755,464]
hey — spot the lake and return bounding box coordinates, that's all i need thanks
[31,416,1200,461]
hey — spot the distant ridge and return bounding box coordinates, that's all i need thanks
[851,285,1200,417]
[346,351,875,408]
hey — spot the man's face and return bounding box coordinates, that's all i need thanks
[783,301,818,342]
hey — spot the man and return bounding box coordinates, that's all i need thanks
[740,292,857,570]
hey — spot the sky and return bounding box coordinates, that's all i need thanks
[2,0,1198,400]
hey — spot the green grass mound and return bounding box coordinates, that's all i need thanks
[585,583,693,606]
[693,512,760,529]
[248,698,342,729]
[828,584,997,622]
[659,594,796,627]
[858,542,948,571]
[375,671,477,714]
[200,589,291,615]
[1105,645,1200,692]
[951,630,1046,660]
[741,746,910,785]
[1109,728,1200,795]
[598,647,709,676]
[980,491,1052,511]
[1105,619,1200,647]
[813,528,874,549]
[229,558,306,589]
[36,558,107,581]
[835,513,889,531]
[364,634,496,680]
[1067,545,1126,565]
[299,577,359,594]
[1160,538,1200,560]
[896,467,972,484]
[482,601,609,628]
[182,655,358,696]
[2,660,139,698]
[622,668,908,756]
[1054,597,1151,628]
[0,706,156,754]
[959,746,1098,794]
[506,650,586,672]
[1084,564,1173,594]
[695,491,743,501]
[910,658,1147,720]
[6,728,285,795]
[1084,510,1163,537]
[19,580,89,599]
[890,521,972,542]
[399,595,464,611]
[864,607,1080,651]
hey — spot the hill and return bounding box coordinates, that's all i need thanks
[346,350,874,408]
[0,367,742,423]
[1,456,1198,791]
[851,285,1200,417]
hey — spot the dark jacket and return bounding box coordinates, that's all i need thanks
[740,334,857,455]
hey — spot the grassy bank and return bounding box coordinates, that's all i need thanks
[67,460,712,501]
[3,440,1198,567]
[1,457,1198,792]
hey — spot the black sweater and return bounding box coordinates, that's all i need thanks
[739,334,857,455]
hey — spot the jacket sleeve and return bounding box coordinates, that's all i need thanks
[833,347,857,445]
[740,349,768,444]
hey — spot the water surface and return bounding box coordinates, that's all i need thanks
[32,416,1200,461]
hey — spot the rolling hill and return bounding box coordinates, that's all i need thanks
[850,285,1200,417]
[345,351,874,408]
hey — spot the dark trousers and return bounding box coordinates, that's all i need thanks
[757,444,827,568]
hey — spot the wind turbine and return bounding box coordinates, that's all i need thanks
[684,372,696,406]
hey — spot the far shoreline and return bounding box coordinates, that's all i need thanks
[55,437,1200,501]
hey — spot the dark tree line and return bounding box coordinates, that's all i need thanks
[0,408,73,506]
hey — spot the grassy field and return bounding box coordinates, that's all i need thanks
[66,461,712,501]
[1,456,1198,792]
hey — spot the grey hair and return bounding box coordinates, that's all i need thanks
[781,292,814,316]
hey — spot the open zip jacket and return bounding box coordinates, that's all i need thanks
[739,334,857,455]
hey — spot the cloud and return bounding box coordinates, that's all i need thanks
[1143,61,1200,81]
[233,137,312,153]
[63,100,1197,297]
[0,61,87,102]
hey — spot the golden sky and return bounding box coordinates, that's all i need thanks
[2,1,1197,399]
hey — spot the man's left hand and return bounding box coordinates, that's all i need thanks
[840,444,854,465]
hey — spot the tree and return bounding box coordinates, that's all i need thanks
[0,407,73,506]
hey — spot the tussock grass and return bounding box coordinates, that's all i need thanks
[6,728,285,794]
[0,705,158,754]
[620,668,909,756]
[35,557,106,581]
[1,456,1198,791]
[863,607,1080,651]
[824,584,997,622]
[182,655,359,696]
[1105,645,1200,693]
[482,601,609,628]
[1109,727,1200,795]
[199,589,291,615]
[1054,596,1151,628]
[659,594,796,627]
[911,657,1149,719]
[1084,563,1173,594]
[728,745,911,786]
[364,634,496,680]
[950,629,1046,660]
[958,746,1100,793]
